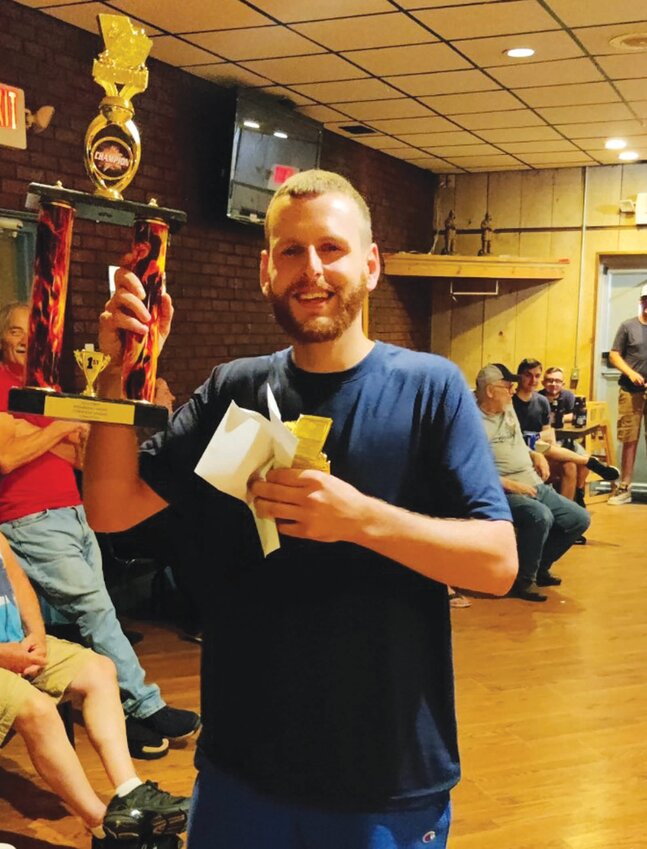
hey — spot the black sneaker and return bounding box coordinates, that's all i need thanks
[103,780,190,841]
[574,488,586,508]
[139,706,201,740]
[507,579,548,602]
[125,716,169,761]
[536,571,562,586]
[586,457,620,482]
[574,535,587,545]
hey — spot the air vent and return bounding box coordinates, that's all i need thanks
[339,124,377,136]
[609,32,647,51]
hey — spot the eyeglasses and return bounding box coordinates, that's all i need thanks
[544,378,563,384]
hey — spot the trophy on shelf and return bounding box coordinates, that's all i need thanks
[9,14,186,428]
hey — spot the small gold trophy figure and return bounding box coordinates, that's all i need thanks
[74,344,111,397]
[84,15,152,199]
[285,415,333,473]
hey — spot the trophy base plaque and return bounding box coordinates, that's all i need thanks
[9,387,168,428]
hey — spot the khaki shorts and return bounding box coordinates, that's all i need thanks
[0,635,92,745]
[617,388,647,443]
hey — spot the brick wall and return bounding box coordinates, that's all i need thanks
[0,0,436,403]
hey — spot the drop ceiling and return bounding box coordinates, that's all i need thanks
[12,0,647,173]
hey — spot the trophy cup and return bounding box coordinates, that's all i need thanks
[9,14,186,428]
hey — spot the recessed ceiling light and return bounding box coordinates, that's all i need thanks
[619,150,640,161]
[609,32,647,51]
[505,47,535,58]
[243,119,260,129]
[605,138,627,150]
[273,131,288,139]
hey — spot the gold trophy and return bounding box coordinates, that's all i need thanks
[9,14,186,428]
[285,415,333,473]
[74,344,111,397]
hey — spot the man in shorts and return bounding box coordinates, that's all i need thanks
[0,531,190,846]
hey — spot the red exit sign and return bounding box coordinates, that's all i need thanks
[270,164,298,188]
[0,83,26,150]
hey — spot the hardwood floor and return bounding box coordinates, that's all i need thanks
[1,502,646,847]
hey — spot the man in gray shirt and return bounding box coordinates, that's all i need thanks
[608,282,647,504]
[477,364,590,602]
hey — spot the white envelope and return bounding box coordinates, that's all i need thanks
[194,385,298,556]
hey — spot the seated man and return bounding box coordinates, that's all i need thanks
[0,531,190,846]
[512,357,552,443]
[477,363,590,602]
[0,301,199,759]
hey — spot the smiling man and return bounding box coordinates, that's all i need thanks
[83,170,517,849]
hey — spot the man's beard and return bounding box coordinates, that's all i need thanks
[268,274,367,344]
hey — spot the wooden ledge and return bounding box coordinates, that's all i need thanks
[383,253,569,281]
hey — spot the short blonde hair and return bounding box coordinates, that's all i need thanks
[264,169,373,245]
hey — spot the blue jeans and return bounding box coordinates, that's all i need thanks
[0,505,164,719]
[506,484,590,583]
[188,755,451,849]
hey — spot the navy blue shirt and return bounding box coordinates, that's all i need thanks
[512,392,550,434]
[140,342,510,811]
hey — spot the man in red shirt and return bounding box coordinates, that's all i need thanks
[0,301,199,759]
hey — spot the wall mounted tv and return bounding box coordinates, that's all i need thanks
[227,91,322,226]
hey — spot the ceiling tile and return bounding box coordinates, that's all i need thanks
[13,0,95,5]
[386,69,498,96]
[344,42,471,76]
[445,153,522,167]
[422,143,501,156]
[574,22,647,56]
[627,102,647,120]
[247,0,394,23]
[517,81,620,107]
[109,0,272,31]
[487,57,603,88]
[296,104,349,122]
[185,63,271,87]
[151,35,219,66]
[395,130,481,146]
[615,79,647,100]
[386,147,431,159]
[546,0,647,27]
[185,26,324,61]
[257,85,315,106]
[350,135,412,149]
[292,13,436,51]
[291,78,399,102]
[413,0,559,40]
[366,115,457,134]
[400,155,457,170]
[578,134,647,152]
[468,164,528,171]
[536,102,633,124]
[477,126,564,142]
[335,99,435,121]
[240,53,367,84]
[454,109,546,130]
[498,139,579,153]
[419,89,520,115]
[46,2,158,35]
[556,119,644,138]
[454,31,584,69]
[396,0,499,8]
[596,52,647,78]
[517,151,596,165]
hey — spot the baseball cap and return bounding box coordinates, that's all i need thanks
[476,362,519,391]
[640,282,647,298]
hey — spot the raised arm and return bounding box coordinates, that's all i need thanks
[83,266,172,532]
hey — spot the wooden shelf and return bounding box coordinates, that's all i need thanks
[383,253,569,281]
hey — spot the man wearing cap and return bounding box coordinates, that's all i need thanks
[608,283,647,504]
[476,363,590,602]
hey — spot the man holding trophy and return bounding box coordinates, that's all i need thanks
[83,170,518,849]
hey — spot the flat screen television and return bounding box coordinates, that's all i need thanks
[227,90,322,226]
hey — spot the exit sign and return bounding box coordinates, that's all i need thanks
[0,83,26,150]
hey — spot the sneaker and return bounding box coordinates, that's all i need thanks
[586,457,620,482]
[448,591,471,608]
[103,780,190,841]
[536,571,562,586]
[125,717,169,761]
[507,579,547,602]
[574,488,586,508]
[574,535,587,545]
[139,706,201,740]
[608,483,632,505]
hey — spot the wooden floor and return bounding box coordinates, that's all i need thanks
[1,502,646,848]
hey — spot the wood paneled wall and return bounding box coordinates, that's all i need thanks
[428,164,647,395]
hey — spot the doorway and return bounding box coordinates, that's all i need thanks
[594,258,647,496]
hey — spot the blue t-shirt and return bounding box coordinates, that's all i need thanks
[140,342,511,811]
[0,554,24,643]
[512,392,550,434]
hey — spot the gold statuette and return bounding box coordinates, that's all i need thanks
[84,14,152,200]
[285,415,333,473]
[74,343,111,397]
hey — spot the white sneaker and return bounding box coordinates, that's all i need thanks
[608,484,632,505]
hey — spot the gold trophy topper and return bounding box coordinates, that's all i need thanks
[74,343,111,397]
[84,14,153,200]
[285,415,333,474]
